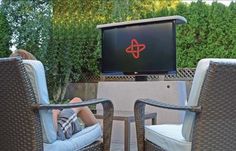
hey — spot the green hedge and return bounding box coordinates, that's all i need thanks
[175,1,236,67]
[0,7,11,57]
[50,0,236,74]
[1,0,236,101]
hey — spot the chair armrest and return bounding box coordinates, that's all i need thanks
[33,98,113,151]
[136,98,201,112]
[36,98,111,110]
[134,98,201,151]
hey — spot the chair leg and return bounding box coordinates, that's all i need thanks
[134,101,146,151]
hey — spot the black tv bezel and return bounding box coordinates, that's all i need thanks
[101,20,177,76]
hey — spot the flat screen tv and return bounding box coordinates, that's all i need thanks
[98,16,187,75]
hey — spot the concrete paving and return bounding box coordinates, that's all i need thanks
[111,142,137,151]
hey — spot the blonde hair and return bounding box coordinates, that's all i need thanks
[10,49,36,60]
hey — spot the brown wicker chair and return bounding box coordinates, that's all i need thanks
[134,58,236,151]
[0,57,113,151]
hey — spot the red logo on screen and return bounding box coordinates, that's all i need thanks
[125,38,146,59]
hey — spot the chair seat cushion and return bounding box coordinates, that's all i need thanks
[44,123,102,151]
[145,124,191,151]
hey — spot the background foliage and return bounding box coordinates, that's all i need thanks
[1,1,51,61]
[175,1,236,67]
[0,0,235,102]
[0,6,11,57]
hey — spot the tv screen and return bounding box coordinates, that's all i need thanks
[101,21,176,75]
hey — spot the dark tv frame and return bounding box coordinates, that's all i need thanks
[97,16,187,76]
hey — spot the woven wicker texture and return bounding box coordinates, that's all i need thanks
[145,140,166,151]
[192,62,236,150]
[0,58,43,151]
[0,58,114,151]
[134,60,236,151]
[81,141,103,151]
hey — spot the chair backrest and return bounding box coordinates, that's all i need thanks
[182,59,236,150]
[0,57,43,150]
[23,60,57,143]
[182,59,211,141]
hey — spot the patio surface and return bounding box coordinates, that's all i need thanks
[111,142,137,151]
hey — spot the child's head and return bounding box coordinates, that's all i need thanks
[10,49,36,60]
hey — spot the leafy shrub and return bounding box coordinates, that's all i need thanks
[1,0,236,102]
[0,7,11,57]
[175,1,236,67]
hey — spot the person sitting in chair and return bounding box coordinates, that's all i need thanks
[10,49,98,140]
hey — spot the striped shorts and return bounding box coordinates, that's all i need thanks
[57,109,83,140]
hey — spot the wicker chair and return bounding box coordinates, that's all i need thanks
[134,58,236,151]
[0,57,113,151]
